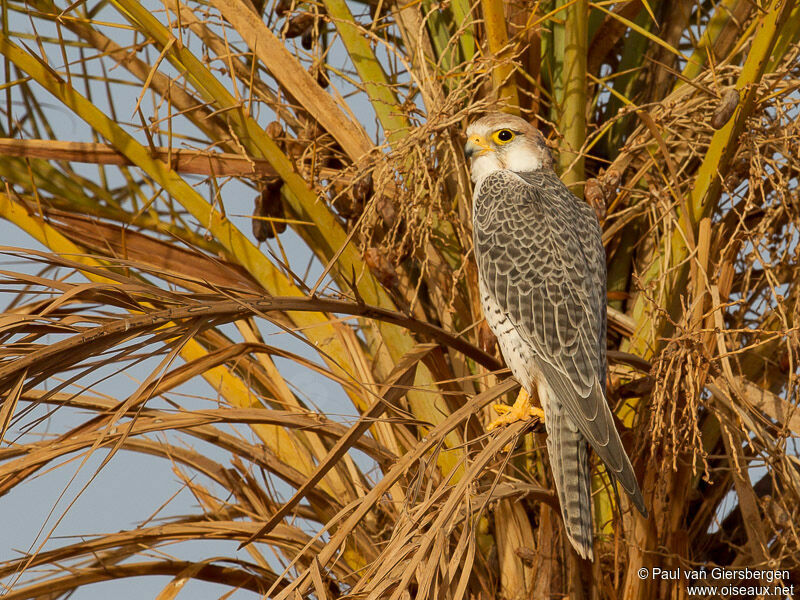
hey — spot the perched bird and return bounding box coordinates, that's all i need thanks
[465,113,647,560]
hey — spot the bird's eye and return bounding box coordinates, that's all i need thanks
[492,129,515,144]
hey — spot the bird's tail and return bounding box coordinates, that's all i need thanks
[546,407,594,560]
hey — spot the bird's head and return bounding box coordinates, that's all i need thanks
[464,113,553,184]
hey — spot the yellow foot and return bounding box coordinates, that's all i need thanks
[487,388,545,431]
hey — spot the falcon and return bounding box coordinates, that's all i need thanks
[465,113,647,560]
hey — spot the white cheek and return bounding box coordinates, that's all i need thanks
[469,153,503,199]
[504,149,542,172]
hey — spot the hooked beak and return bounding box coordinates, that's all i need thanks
[464,134,493,159]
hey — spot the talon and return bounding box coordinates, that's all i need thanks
[487,388,545,431]
[492,403,512,415]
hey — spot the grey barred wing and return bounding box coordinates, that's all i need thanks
[473,170,605,395]
[473,171,646,510]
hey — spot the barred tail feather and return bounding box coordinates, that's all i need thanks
[546,405,594,560]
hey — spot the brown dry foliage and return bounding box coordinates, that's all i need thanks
[0,1,799,599]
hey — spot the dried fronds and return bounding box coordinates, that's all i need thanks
[1,0,799,598]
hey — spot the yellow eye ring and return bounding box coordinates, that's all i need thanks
[491,129,515,144]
